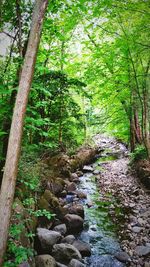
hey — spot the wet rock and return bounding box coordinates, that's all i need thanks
[35,255,56,267]
[69,259,85,267]
[83,165,93,172]
[76,171,83,177]
[67,182,77,192]
[68,204,84,218]
[64,214,84,233]
[36,228,62,252]
[135,245,150,256]
[53,224,67,236]
[76,191,87,199]
[62,235,76,244]
[72,240,91,257]
[66,195,75,203]
[52,244,82,264]
[132,226,142,233]
[56,263,68,267]
[115,251,131,263]
[93,170,100,175]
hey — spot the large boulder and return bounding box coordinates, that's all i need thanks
[53,224,67,236]
[52,244,82,264]
[72,240,91,257]
[35,255,56,267]
[47,178,64,196]
[36,228,62,253]
[64,214,84,233]
[69,259,85,267]
[68,204,84,219]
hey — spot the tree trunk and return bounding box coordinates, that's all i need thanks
[0,0,48,264]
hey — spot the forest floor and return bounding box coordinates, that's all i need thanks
[95,136,150,267]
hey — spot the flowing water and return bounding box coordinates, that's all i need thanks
[78,136,128,267]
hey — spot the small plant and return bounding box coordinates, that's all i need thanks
[33,209,55,220]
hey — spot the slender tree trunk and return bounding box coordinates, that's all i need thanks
[0,0,48,264]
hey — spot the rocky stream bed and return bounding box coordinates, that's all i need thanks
[18,135,150,267]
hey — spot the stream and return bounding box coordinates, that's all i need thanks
[78,136,128,267]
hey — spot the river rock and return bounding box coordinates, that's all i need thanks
[83,165,93,172]
[70,173,79,181]
[93,170,100,175]
[67,182,77,192]
[132,226,142,233]
[64,214,84,233]
[36,228,62,252]
[56,263,68,267]
[68,204,84,218]
[76,191,87,199]
[76,171,83,177]
[62,235,76,244]
[72,240,91,257]
[115,252,131,263]
[53,224,67,236]
[35,255,56,267]
[52,244,82,264]
[135,245,150,256]
[48,179,64,196]
[69,259,85,267]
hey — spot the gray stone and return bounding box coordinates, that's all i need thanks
[132,226,142,233]
[62,235,76,244]
[53,224,67,236]
[35,255,56,267]
[64,214,84,233]
[72,240,91,257]
[69,259,85,267]
[37,228,62,252]
[135,245,150,256]
[56,263,68,267]
[115,252,131,263]
[52,244,82,264]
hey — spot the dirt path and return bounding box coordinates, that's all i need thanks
[96,137,150,267]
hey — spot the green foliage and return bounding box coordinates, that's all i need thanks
[33,209,55,220]
[3,215,34,267]
[130,145,147,162]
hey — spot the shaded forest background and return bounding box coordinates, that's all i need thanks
[0,0,150,265]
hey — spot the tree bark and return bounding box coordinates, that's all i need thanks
[0,0,48,264]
